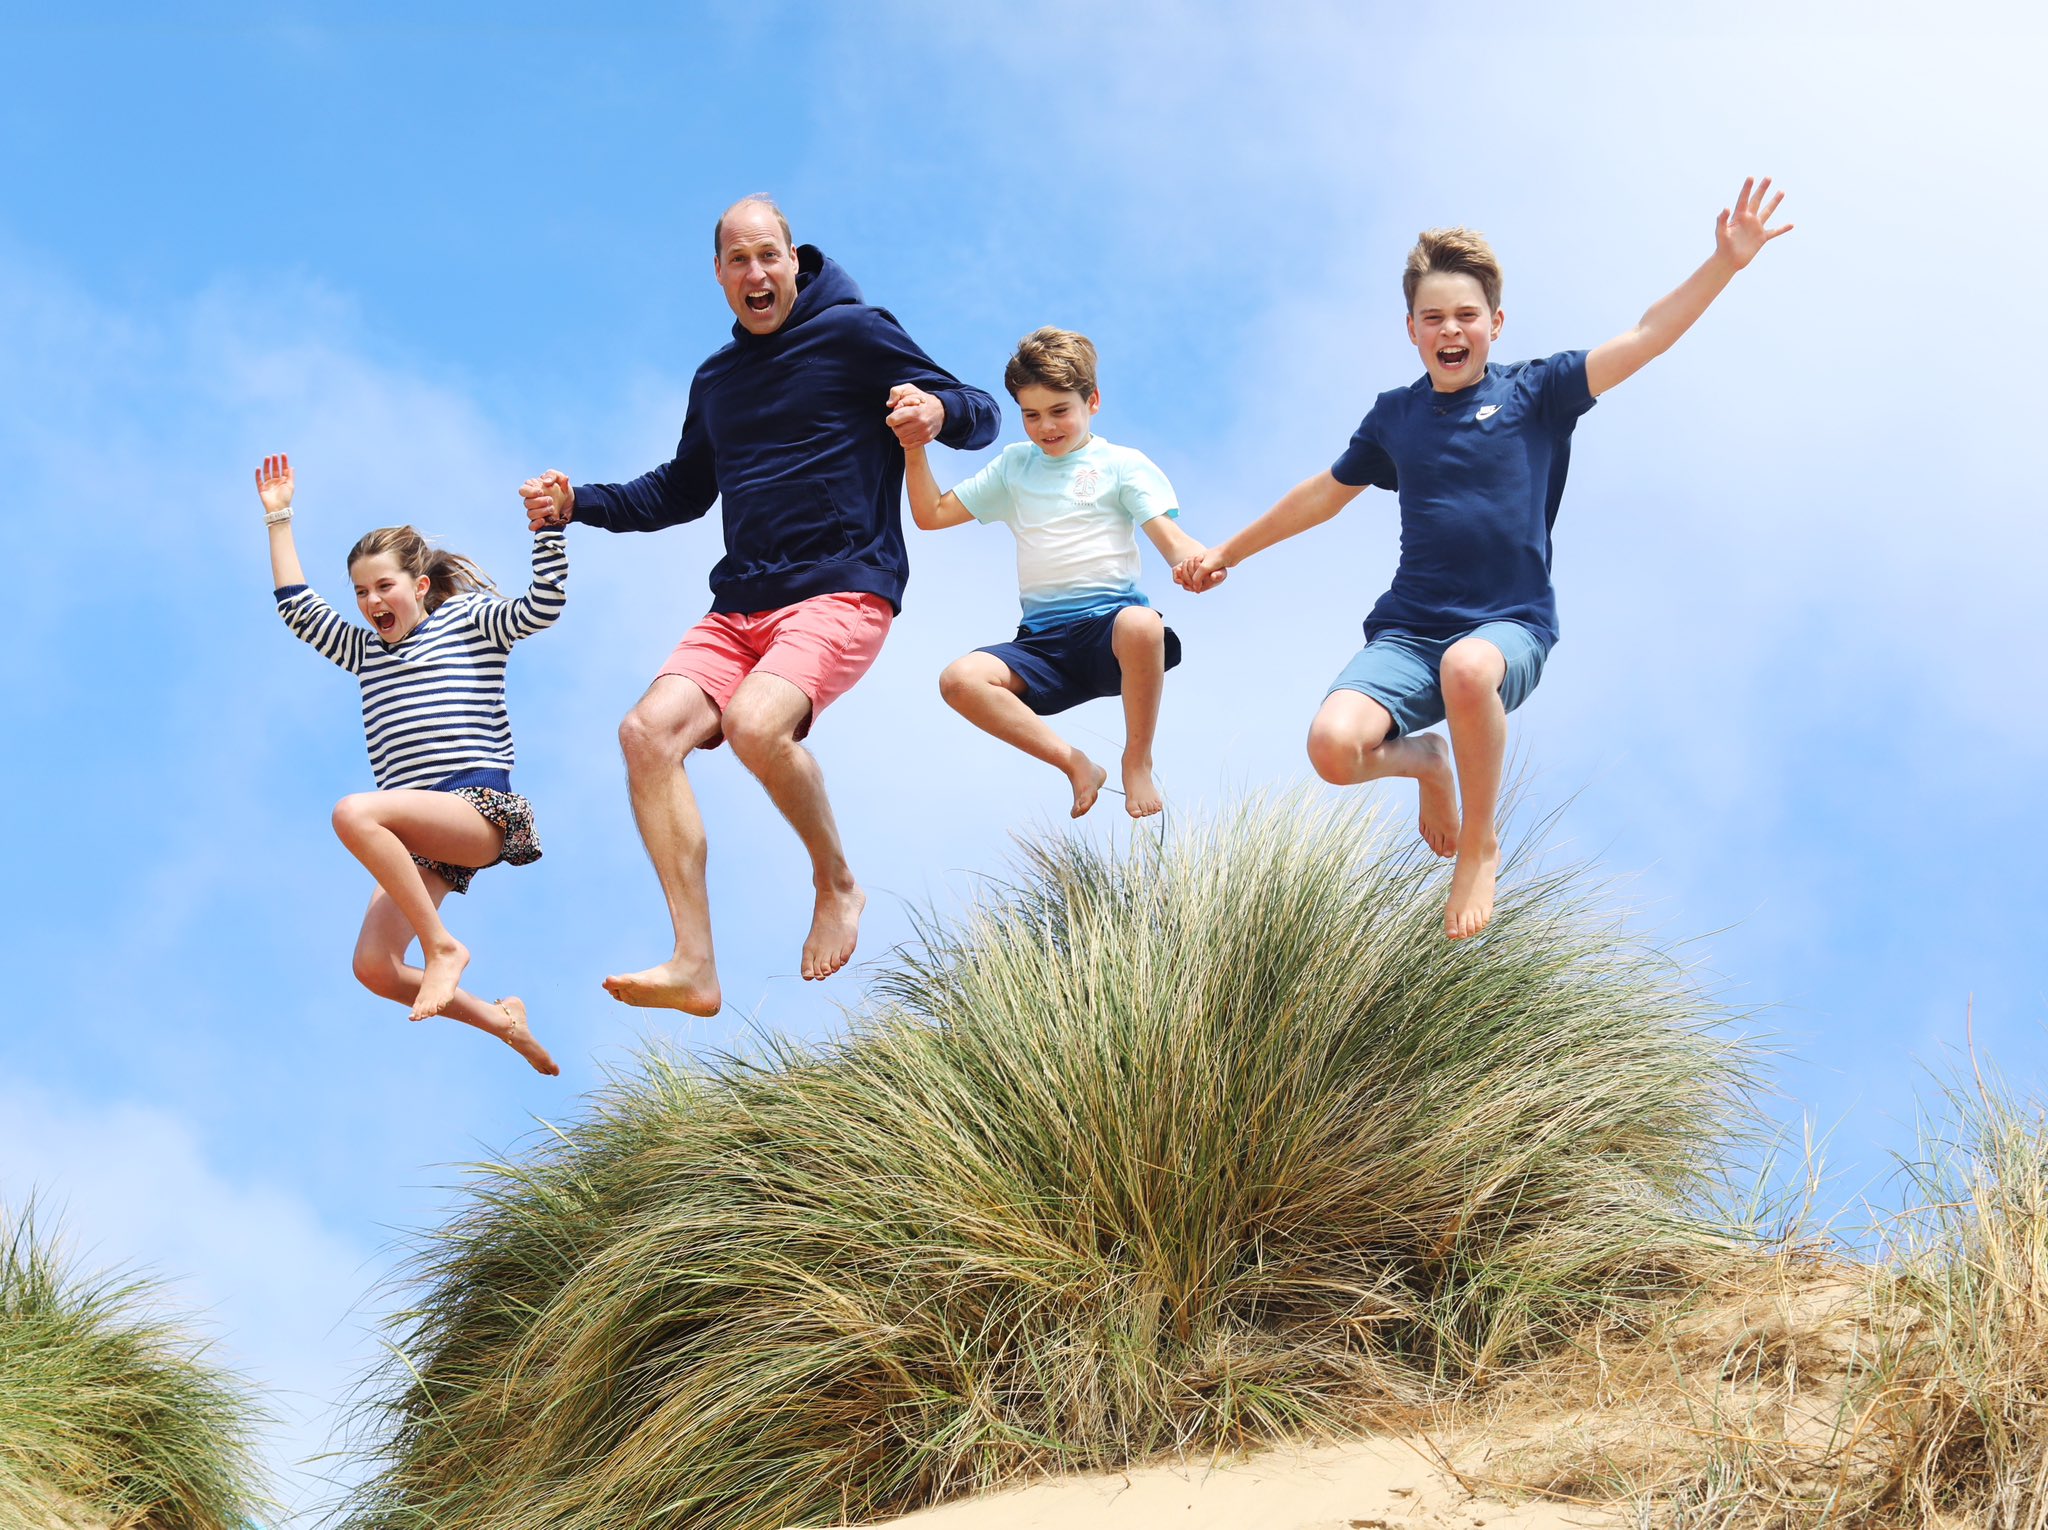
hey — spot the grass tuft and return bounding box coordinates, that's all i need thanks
[346,794,1762,1530]
[0,1201,270,1530]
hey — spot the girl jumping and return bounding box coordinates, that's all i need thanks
[256,453,564,1076]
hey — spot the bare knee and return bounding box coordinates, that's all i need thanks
[618,697,703,774]
[1111,605,1165,658]
[722,703,796,771]
[351,946,408,1002]
[1439,639,1505,707]
[1306,722,1365,785]
[331,793,380,843]
[1305,697,1393,785]
[939,656,992,711]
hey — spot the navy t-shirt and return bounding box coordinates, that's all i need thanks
[1331,350,1595,647]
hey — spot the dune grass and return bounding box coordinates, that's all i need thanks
[0,1204,269,1530]
[345,795,1761,1530]
[1476,1054,2048,1530]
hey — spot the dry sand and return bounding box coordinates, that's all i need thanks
[853,1438,1623,1530]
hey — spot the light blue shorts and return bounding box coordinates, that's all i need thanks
[1325,620,1550,738]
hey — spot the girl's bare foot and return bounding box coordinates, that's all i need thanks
[1067,757,1109,818]
[1414,734,1460,858]
[493,998,560,1076]
[1121,755,1163,818]
[603,956,722,1016]
[802,881,865,981]
[1444,839,1501,940]
[412,937,471,1019]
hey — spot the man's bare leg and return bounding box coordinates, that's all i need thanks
[351,883,560,1075]
[1438,638,1510,940]
[722,673,867,980]
[1111,607,1167,818]
[1305,690,1461,856]
[939,652,1106,817]
[606,675,726,1014]
[331,789,506,1019]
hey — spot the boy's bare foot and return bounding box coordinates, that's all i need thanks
[802,881,866,981]
[1067,758,1109,818]
[603,957,722,1016]
[493,998,560,1076]
[1122,756,1163,818]
[1444,839,1501,940]
[411,938,470,1020]
[1414,734,1460,858]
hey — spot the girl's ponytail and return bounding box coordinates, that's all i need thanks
[346,527,498,613]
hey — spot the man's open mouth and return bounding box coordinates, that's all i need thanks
[746,289,774,313]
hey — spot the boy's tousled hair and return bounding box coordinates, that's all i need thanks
[1403,227,1504,314]
[1004,327,1099,401]
[713,194,794,254]
[346,526,497,614]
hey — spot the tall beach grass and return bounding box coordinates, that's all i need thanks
[0,1204,269,1530]
[346,795,1763,1530]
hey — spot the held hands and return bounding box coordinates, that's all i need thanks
[885,383,946,449]
[255,453,295,517]
[1173,547,1231,594]
[520,470,574,531]
[1716,176,1793,271]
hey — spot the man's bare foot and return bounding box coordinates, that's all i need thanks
[493,998,560,1076]
[1444,840,1501,940]
[1414,733,1460,858]
[1122,756,1163,818]
[602,957,722,1016]
[802,881,865,981]
[411,938,470,1020]
[1067,757,1109,818]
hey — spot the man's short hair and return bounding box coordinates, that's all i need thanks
[714,195,794,255]
[1003,327,1098,400]
[1402,227,1503,313]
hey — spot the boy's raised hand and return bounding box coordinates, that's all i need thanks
[1717,176,1792,270]
[255,453,294,515]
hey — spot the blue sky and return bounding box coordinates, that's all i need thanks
[2,3,2043,1516]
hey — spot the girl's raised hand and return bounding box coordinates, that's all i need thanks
[256,453,295,516]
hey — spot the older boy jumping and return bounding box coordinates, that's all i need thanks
[1178,177,1791,940]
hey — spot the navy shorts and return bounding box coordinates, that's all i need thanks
[978,606,1183,717]
[1325,620,1549,737]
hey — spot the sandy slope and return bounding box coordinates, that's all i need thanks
[797,1436,1626,1530]
[855,1440,1623,1530]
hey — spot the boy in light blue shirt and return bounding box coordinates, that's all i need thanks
[903,327,1206,818]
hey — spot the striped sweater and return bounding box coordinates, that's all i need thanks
[275,530,567,790]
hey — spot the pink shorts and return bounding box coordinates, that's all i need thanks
[659,591,894,745]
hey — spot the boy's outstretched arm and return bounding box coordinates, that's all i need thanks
[1586,176,1792,398]
[1172,471,1363,593]
[1140,513,1205,570]
[902,441,973,531]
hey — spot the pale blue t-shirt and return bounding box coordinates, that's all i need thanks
[951,435,1179,632]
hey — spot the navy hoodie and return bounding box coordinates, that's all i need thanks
[570,247,1000,614]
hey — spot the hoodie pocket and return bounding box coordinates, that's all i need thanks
[727,480,857,577]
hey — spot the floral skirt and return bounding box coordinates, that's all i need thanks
[412,786,542,896]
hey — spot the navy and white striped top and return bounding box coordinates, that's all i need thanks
[275,530,567,791]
